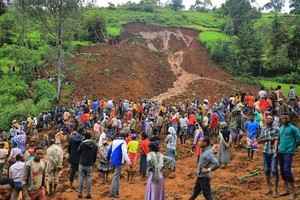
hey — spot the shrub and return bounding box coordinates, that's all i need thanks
[274,72,300,84]
[32,79,56,103]
[0,76,28,99]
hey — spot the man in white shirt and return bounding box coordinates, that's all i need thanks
[179,114,188,144]
[9,154,25,200]
[46,139,64,195]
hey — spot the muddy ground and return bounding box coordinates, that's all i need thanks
[53,140,300,200]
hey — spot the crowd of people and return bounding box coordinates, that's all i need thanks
[0,85,299,200]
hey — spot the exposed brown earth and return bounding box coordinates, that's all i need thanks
[67,23,257,103]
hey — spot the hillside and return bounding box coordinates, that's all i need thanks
[67,22,257,102]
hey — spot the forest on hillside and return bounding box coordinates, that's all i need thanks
[0,0,299,129]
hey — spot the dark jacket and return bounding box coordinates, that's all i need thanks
[78,139,98,167]
[68,132,83,165]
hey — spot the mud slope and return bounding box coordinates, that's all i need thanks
[67,23,257,102]
[67,43,175,101]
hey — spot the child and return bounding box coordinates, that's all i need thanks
[98,138,111,183]
[127,133,139,183]
[245,113,260,161]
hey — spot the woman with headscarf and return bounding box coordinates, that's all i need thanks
[165,127,177,171]
[145,141,164,200]
[218,122,232,168]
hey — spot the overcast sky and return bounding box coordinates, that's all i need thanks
[94,0,290,12]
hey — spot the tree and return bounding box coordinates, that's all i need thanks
[108,2,116,10]
[263,0,285,12]
[236,22,263,75]
[170,0,184,11]
[270,15,288,51]
[0,13,15,46]
[19,0,89,100]
[263,15,291,74]
[288,17,300,70]
[125,0,157,12]
[190,0,212,11]
[0,0,5,15]
[224,0,260,34]
[290,0,300,14]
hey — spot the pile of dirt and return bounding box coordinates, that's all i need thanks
[66,43,175,101]
[66,22,257,103]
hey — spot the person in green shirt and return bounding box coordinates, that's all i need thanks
[278,113,300,200]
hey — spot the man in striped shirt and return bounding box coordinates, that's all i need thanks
[258,115,279,197]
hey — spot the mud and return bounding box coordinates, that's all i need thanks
[53,142,300,200]
[67,23,257,103]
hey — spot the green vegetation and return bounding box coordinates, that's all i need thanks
[83,8,226,37]
[199,31,231,49]
[260,80,300,96]
[0,77,56,129]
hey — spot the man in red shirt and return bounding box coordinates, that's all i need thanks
[139,133,150,178]
[188,112,197,137]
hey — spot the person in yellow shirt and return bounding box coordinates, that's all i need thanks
[127,134,139,183]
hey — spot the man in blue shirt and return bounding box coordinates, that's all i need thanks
[107,133,131,198]
[278,113,300,200]
[189,137,219,200]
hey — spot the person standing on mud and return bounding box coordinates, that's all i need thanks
[165,127,177,171]
[77,132,98,199]
[189,137,219,200]
[218,122,232,168]
[193,124,204,163]
[107,133,131,198]
[140,133,150,178]
[244,113,260,161]
[68,128,83,189]
[46,138,64,195]
[145,141,165,200]
[179,114,188,144]
[24,147,47,200]
[258,115,279,197]
[278,113,300,200]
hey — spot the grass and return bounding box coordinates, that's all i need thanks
[198,31,232,49]
[260,80,300,96]
[83,8,226,37]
